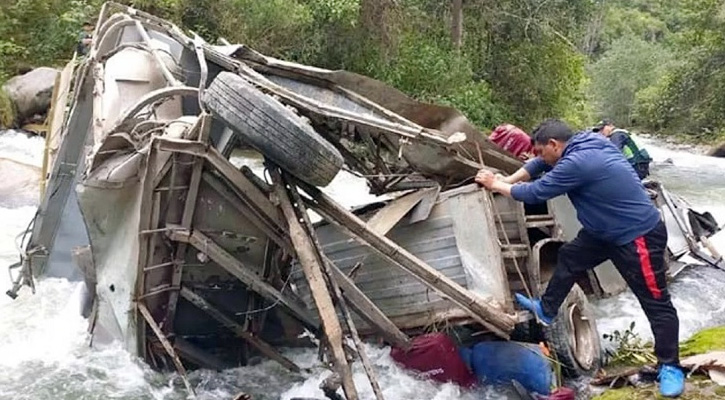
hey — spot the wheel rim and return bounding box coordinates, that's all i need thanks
[567,303,596,370]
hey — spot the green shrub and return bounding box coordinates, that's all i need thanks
[0,87,15,128]
[432,81,508,130]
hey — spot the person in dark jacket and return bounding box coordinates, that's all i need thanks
[475,119,684,398]
[77,21,94,56]
[593,119,652,179]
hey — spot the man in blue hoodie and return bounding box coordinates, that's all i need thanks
[475,119,683,397]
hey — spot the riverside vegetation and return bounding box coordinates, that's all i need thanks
[2,0,725,145]
[593,325,725,399]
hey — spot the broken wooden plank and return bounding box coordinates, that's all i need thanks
[167,227,319,330]
[281,171,384,400]
[365,189,430,236]
[326,261,410,350]
[179,286,300,372]
[137,302,196,397]
[294,179,517,338]
[409,185,441,224]
[272,172,359,400]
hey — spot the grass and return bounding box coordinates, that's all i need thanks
[593,384,725,400]
[680,326,725,357]
[0,87,15,128]
[592,375,725,400]
[594,326,725,400]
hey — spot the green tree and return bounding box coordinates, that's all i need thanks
[0,0,598,135]
[589,36,674,126]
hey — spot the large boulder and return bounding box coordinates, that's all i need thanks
[2,67,59,126]
[708,141,725,158]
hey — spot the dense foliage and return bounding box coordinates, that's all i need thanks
[1,0,724,141]
[587,0,725,142]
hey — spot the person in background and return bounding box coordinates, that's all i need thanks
[77,21,94,56]
[475,119,684,398]
[593,119,652,179]
[488,123,534,161]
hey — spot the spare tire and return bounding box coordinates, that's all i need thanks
[544,284,601,377]
[203,71,343,187]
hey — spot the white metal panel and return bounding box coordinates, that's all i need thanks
[446,188,510,310]
[549,195,628,296]
[77,179,144,355]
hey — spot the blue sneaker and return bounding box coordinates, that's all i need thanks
[659,364,684,397]
[514,293,554,326]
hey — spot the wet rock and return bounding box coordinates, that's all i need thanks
[1,67,59,127]
[708,142,725,158]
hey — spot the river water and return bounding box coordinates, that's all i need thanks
[0,131,724,400]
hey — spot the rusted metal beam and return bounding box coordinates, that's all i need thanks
[201,172,289,252]
[150,115,204,189]
[242,239,273,338]
[137,302,196,397]
[271,170,359,400]
[163,115,211,334]
[135,141,163,362]
[179,287,300,372]
[155,138,281,228]
[167,227,319,330]
[294,179,517,338]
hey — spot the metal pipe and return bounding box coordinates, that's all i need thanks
[95,18,136,59]
[193,34,209,113]
[134,21,182,86]
[108,86,198,135]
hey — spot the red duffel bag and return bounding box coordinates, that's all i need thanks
[489,124,533,160]
[390,332,477,388]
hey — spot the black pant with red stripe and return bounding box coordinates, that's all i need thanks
[541,220,679,365]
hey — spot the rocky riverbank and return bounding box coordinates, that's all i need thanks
[0,67,59,130]
[636,132,715,155]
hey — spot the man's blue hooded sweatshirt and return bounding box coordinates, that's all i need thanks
[510,132,661,246]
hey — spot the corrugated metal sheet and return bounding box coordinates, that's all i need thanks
[290,185,512,328]
[291,203,466,324]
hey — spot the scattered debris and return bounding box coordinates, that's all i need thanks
[5,2,725,399]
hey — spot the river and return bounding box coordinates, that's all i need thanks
[0,131,724,400]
